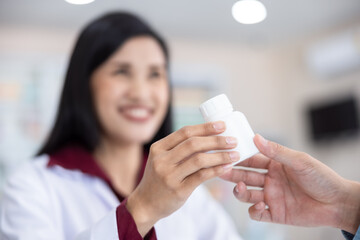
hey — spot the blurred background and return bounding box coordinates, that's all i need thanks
[1,0,360,239]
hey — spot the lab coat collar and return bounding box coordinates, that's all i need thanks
[47,144,148,201]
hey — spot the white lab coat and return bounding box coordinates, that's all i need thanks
[0,154,242,240]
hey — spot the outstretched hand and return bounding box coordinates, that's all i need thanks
[127,122,239,236]
[221,134,360,234]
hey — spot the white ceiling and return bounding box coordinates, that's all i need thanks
[1,0,360,44]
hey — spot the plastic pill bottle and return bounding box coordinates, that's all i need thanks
[199,94,259,165]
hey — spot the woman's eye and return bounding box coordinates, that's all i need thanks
[114,68,129,76]
[149,71,161,79]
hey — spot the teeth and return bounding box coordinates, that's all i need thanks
[125,108,150,118]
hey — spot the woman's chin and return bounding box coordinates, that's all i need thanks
[106,126,160,146]
[120,134,155,146]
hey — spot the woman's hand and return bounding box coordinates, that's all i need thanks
[221,134,360,234]
[126,121,240,236]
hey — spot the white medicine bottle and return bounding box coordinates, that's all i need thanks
[199,94,259,165]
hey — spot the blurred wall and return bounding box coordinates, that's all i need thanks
[168,24,360,183]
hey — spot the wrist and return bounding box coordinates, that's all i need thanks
[337,180,360,234]
[126,189,157,237]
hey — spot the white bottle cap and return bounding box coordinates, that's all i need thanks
[199,94,233,121]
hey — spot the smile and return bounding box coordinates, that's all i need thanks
[118,106,154,123]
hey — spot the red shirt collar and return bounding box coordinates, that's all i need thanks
[47,144,148,201]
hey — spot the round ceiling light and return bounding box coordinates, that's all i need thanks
[232,0,267,24]
[65,0,95,5]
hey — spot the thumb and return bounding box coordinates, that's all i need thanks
[253,134,302,166]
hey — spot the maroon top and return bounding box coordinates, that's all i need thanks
[47,145,156,240]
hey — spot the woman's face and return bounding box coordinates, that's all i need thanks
[91,36,169,145]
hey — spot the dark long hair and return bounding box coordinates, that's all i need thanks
[37,12,173,155]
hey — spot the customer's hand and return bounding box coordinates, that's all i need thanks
[127,121,240,236]
[221,134,360,234]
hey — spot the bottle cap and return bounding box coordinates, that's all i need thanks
[199,94,233,121]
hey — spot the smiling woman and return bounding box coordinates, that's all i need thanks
[90,36,169,147]
[0,12,242,240]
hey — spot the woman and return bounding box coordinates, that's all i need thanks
[0,12,242,239]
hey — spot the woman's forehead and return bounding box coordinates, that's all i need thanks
[108,36,166,65]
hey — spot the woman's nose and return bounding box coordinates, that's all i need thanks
[127,77,150,101]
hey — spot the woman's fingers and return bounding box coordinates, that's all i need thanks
[156,121,226,151]
[236,154,271,169]
[168,135,237,164]
[182,164,232,191]
[248,202,272,223]
[233,182,264,203]
[220,169,266,187]
[176,151,240,180]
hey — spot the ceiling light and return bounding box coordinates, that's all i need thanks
[65,0,95,5]
[232,0,267,24]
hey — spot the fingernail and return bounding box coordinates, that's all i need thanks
[234,186,239,193]
[213,121,225,131]
[226,137,237,145]
[223,163,233,170]
[229,151,240,161]
[258,135,268,147]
